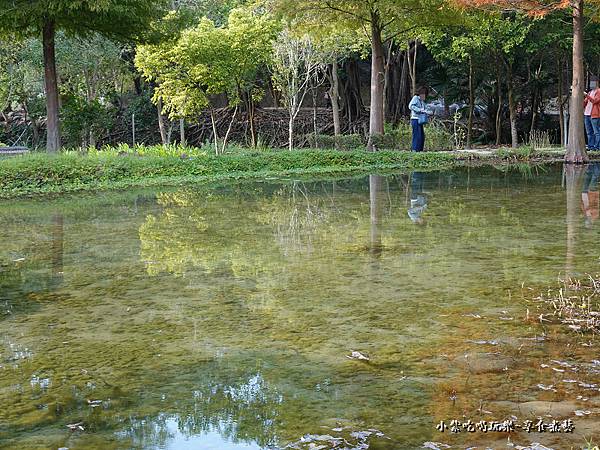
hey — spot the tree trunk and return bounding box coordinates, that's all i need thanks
[558,57,565,147]
[330,59,341,138]
[312,81,318,147]
[467,54,474,149]
[367,16,385,151]
[288,113,294,151]
[566,0,589,163]
[180,118,186,146]
[157,97,169,145]
[43,19,60,153]
[495,71,502,146]
[506,62,518,148]
[249,96,256,148]
[210,109,219,155]
[411,42,418,96]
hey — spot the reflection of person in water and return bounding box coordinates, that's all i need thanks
[408,172,428,225]
[582,163,600,228]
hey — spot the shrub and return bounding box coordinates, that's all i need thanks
[307,134,365,151]
[0,147,458,197]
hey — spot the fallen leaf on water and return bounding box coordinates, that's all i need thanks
[422,442,450,450]
[537,384,556,392]
[346,351,370,361]
[463,313,483,319]
[66,422,84,431]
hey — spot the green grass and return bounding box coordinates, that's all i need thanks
[0,144,576,199]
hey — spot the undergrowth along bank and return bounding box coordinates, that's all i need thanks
[0,145,571,198]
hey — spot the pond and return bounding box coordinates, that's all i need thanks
[0,164,599,450]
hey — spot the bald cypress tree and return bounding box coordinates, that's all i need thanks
[0,0,167,152]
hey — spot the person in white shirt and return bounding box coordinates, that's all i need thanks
[408,87,429,152]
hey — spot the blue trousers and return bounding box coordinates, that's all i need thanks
[585,115,596,149]
[592,118,600,150]
[411,119,425,152]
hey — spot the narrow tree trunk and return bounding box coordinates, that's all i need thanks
[530,91,537,137]
[566,0,589,163]
[157,97,169,145]
[399,50,410,119]
[558,57,565,147]
[43,19,60,153]
[288,113,294,151]
[467,54,474,149]
[210,109,219,155]
[411,42,418,96]
[247,94,256,148]
[506,62,518,148]
[312,81,318,147]
[367,16,385,151]
[495,71,502,146]
[180,118,186,146]
[330,60,341,138]
[221,105,238,152]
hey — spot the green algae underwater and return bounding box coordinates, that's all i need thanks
[0,164,599,450]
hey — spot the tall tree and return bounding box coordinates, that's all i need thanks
[455,0,596,163]
[0,0,167,152]
[136,7,278,152]
[270,0,456,150]
[424,12,531,148]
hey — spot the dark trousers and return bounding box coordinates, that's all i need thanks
[411,119,425,152]
[585,115,596,149]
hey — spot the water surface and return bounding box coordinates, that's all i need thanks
[1,164,599,449]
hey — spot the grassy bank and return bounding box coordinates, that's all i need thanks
[0,145,575,198]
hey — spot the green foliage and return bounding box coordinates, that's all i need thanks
[495,146,538,160]
[381,121,454,151]
[136,7,279,119]
[271,0,456,45]
[0,0,168,43]
[60,94,116,147]
[307,134,365,151]
[0,147,459,197]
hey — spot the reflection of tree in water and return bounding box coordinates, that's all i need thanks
[121,371,280,449]
[564,164,586,277]
[255,181,334,255]
[0,212,65,318]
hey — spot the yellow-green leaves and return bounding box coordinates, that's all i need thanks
[135,7,279,119]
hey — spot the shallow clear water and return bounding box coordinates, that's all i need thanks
[0,164,599,450]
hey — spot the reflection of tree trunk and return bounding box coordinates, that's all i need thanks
[369,175,383,257]
[52,214,64,284]
[565,164,585,277]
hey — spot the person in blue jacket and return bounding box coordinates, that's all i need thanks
[409,87,429,152]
